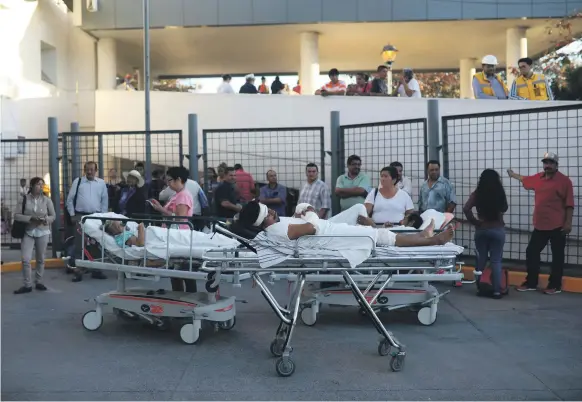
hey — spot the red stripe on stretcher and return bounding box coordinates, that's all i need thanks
[214,304,234,312]
[110,294,197,307]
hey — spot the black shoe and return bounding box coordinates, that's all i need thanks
[35,283,47,291]
[72,274,83,282]
[492,292,502,299]
[14,286,32,294]
[91,272,107,280]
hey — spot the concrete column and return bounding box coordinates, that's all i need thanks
[299,32,320,96]
[97,38,117,90]
[506,27,528,88]
[460,58,477,99]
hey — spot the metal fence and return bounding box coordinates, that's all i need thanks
[339,118,428,205]
[60,130,183,200]
[202,127,326,194]
[1,138,62,248]
[443,104,581,268]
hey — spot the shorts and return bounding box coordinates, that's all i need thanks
[376,228,397,247]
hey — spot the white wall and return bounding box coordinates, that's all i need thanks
[0,0,97,138]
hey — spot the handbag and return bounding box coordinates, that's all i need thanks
[11,196,27,239]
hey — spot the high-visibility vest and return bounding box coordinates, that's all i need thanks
[473,72,508,98]
[514,73,550,100]
[258,84,270,94]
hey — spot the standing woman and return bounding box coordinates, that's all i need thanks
[13,177,56,294]
[463,169,508,299]
[364,166,414,226]
[148,166,196,293]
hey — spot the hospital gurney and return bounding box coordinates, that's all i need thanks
[75,214,255,344]
[197,223,464,377]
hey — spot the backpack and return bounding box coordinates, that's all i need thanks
[477,267,509,297]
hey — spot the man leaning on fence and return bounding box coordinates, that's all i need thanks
[65,161,108,282]
[507,152,574,294]
[335,155,371,212]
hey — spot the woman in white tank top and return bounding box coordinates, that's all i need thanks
[364,166,414,226]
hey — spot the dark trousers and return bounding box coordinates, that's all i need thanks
[525,228,566,289]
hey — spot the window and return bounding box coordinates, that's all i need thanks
[40,41,57,85]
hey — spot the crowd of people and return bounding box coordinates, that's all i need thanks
[9,150,574,300]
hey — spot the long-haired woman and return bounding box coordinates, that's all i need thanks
[463,169,508,299]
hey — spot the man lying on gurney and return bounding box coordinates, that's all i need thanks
[239,202,455,247]
[104,221,146,247]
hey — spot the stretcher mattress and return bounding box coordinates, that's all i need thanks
[81,213,243,261]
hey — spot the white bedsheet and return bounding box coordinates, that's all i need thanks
[82,213,240,260]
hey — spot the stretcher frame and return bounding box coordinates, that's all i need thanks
[194,224,463,377]
[76,216,254,344]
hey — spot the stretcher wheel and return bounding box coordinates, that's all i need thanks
[205,272,219,293]
[358,307,367,317]
[179,323,200,344]
[82,310,103,331]
[270,339,284,357]
[378,339,392,356]
[299,307,317,326]
[218,317,236,330]
[417,306,437,326]
[275,357,296,377]
[390,355,405,372]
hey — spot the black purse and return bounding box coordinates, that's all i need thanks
[11,196,27,239]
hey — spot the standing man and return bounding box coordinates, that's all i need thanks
[213,167,241,219]
[315,68,346,96]
[259,170,287,217]
[217,74,234,94]
[18,178,29,198]
[395,68,422,98]
[472,55,509,99]
[234,164,256,204]
[509,57,553,101]
[298,163,331,219]
[508,152,574,294]
[258,76,270,94]
[418,160,457,214]
[335,155,371,212]
[369,65,389,96]
[389,161,413,196]
[66,161,108,282]
[239,74,258,94]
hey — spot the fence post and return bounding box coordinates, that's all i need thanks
[70,122,81,180]
[97,134,104,179]
[427,99,441,163]
[202,131,208,193]
[48,118,62,257]
[188,114,199,183]
[330,111,340,216]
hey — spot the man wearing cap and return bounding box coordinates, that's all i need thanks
[507,152,574,294]
[472,55,508,100]
[239,74,258,94]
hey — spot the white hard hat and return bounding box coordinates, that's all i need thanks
[481,55,498,65]
[245,73,255,80]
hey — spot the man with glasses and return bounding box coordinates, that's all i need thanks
[335,155,372,212]
[472,55,508,99]
[509,57,553,101]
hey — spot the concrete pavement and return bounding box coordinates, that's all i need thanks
[2,269,582,401]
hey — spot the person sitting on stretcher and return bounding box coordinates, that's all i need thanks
[240,202,454,247]
[103,221,146,247]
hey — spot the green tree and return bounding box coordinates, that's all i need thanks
[551,65,582,100]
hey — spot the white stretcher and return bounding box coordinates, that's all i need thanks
[194,223,465,377]
[76,214,255,344]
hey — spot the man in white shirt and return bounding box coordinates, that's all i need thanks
[389,161,413,196]
[217,74,234,94]
[18,178,29,198]
[395,68,422,98]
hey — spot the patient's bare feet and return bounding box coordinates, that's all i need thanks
[421,219,435,238]
[433,226,454,245]
[357,215,375,226]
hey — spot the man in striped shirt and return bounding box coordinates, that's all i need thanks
[315,68,346,96]
[297,163,331,219]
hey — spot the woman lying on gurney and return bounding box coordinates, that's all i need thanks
[239,202,455,247]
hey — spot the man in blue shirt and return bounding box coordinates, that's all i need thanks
[418,160,457,214]
[259,170,287,217]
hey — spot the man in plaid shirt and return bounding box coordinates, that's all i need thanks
[297,163,331,219]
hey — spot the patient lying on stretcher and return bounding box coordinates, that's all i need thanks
[103,221,146,247]
[239,202,454,247]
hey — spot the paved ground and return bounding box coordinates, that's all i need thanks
[2,269,582,401]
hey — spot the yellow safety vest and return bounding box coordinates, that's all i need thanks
[474,72,508,98]
[514,73,550,100]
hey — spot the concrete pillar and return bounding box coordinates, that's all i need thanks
[506,27,528,88]
[97,38,117,90]
[460,58,477,99]
[299,32,320,96]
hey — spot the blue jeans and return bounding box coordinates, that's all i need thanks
[474,227,506,294]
